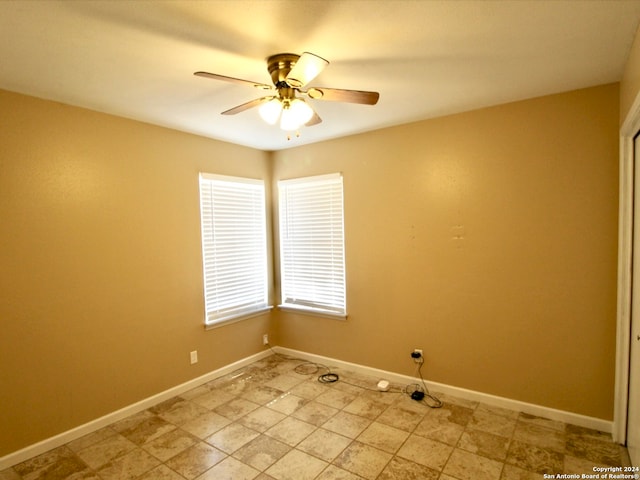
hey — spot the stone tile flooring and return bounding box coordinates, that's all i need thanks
[0,354,632,479]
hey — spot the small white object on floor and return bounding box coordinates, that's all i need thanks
[377,379,390,391]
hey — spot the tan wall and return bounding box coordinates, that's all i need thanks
[272,84,620,420]
[0,90,272,456]
[0,82,621,456]
[621,25,640,124]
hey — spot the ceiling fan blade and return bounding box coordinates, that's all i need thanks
[194,71,273,90]
[306,111,322,126]
[285,52,329,88]
[305,87,379,105]
[221,96,274,115]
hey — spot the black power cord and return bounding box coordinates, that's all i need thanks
[267,345,341,384]
[406,353,443,408]
[411,390,425,401]
[264,344,442,407]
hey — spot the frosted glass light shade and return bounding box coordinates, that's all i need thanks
[280,99,314,131]
[286,52,329,88]
[258,98,283,125]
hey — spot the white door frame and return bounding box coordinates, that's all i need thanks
[614,91,640,444]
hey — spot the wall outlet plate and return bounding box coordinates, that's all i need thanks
[190,351,198,364]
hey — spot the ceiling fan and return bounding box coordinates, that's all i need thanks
[194,52,380,133]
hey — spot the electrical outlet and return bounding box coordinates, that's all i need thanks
[190,350,198,365]
[262,334,269,345]
[411,349,423,363]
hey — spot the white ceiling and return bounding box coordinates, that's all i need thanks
[1,0,640,151]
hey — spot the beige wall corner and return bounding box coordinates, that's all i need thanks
[273,84,620,421]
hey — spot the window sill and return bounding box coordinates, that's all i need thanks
[277,305,347,321]
[205,306,273,330]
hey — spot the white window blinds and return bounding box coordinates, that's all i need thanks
[278,173,346,317]
[199,174,269,326]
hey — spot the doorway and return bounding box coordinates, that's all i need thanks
[615,98,640,466]
[628,134,640,465]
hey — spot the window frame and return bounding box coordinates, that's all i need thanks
[198,173,271,328]
[277,172,347,319]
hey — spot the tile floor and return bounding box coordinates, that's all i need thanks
[0,353,632,480]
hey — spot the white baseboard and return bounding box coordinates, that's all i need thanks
[273,346,614,434]
[0,350,272,471]
[1,346,614,470]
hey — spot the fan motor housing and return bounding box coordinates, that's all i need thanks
[267,53,300,85]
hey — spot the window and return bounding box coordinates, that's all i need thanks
[199,174,269,326]
[278,173,347,317]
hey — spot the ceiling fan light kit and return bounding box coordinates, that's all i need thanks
[282,99,315,131]
[259,96,314,131]
[195,51,379,135]
[258,98,282,125]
